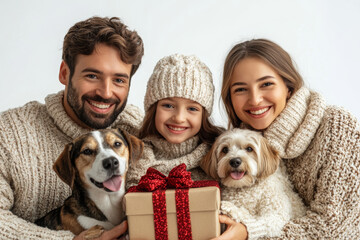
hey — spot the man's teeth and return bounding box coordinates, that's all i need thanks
[90,102,111,109]
[168,125,186,131]
[250,107,269,115]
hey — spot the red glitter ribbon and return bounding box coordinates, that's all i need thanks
[127,164,219,240]
[152,190,168,240]
[175,188,191,239]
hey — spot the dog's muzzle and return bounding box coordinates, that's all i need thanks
[229,158,242,168]
[229,157,246,180]
[102,157,119,171]
[90,157,123,192]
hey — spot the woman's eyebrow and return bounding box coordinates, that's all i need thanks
[231,75,275,88]
[257,75,275,82]
[231,81,246,88]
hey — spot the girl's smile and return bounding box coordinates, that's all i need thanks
[155,97,203,144]
[166,124,189,133]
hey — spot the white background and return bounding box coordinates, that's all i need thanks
[1,0,359,127]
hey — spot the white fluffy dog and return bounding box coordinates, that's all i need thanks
[201,129,306,239]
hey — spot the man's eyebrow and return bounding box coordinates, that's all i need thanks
[82,68,102,74]
[82,68,129,79]
[230,75,275,88]
[114,73,130,79]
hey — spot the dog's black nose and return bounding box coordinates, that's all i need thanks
[102,157,119,170]
[229,158,242,168]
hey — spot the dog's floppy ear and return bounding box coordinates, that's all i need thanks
[53,143,76,189]
[257,137,280,179]
[200,143,220,181]
[119,129,144,161]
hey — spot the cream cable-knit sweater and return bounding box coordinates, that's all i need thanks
[220,162,307,240]
[236,87,359,239]
[126,136,210,190]
[0,91,144,239]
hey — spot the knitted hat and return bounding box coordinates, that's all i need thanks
[144,54,214,114]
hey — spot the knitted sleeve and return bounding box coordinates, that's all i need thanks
[126,143,209,189]
[0,135,74,239]
[0,210,74,240]
[126,145,158,189]
[268,107,360,239]
[115,104,144,137]
[221,198,290,240]
[220,200,289,240]
[221,170,306,240]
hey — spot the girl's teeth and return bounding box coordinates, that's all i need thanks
[168,126,186,131]
[250,107,269,115]
[90,102,111,109]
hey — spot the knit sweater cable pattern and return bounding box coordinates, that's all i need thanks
[126,135,210,190]
[260,87,360,239]
[0,91,144,239]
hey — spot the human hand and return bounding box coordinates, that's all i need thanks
[73,220,128,240]
[210,215,247,240]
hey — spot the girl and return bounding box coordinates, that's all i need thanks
[126,54,223,188]
[216,39,360,239]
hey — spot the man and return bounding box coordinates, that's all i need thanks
[0,16,144,239]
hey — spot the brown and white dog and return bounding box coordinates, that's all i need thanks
[36,129,143,237]
[201,129,306,238]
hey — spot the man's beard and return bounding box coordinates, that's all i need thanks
[67,81,127,129]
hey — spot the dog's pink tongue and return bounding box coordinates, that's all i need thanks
[103,176,122,192]
[230,171,245,180]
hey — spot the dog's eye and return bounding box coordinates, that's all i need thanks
[246,147,253,152]
[221,147,229,154]
[114,141,122,148]
[82,149,94,155]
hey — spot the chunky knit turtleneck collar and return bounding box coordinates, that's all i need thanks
[264,87,326,159]
[144,135,200,159]
[45,91,89,139]
[45,91,141,139]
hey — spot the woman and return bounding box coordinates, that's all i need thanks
[215,39,360,239]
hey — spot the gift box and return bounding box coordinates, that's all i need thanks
[125,164,221,240]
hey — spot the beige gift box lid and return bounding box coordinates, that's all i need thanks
[125,186,220,240]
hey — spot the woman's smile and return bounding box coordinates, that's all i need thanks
[230,57,290,130]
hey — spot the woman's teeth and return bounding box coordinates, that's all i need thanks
[249,107,269,115]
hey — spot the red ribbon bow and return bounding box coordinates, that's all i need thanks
[127,164,219,240]
[128,163,194,193]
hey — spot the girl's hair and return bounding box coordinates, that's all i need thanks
[221,38,304,128]
[139,102,224,145]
